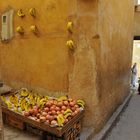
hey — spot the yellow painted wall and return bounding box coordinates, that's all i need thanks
[96,0,134,131]
[0,0,77,92]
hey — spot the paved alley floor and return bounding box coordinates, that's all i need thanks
[105,94,140,140]
[4,124,40,140]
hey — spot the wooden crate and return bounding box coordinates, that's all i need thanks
[3,112,25,130]
[26,124,43,136]
[2,106,84,140]
[42,120,81,140]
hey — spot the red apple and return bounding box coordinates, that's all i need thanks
[44,107,49,112]
[62,106,67,111]
[63,101,69,106]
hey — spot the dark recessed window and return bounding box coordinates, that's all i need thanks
[3,16,6,23]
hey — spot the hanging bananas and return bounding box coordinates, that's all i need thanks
[17,9,25,17]
[29,8,36,17]
[30,25,38,34]
[66,40,75,50]
[16,26,24,34]
[67,21,73,33]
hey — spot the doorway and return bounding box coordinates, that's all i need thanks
[132,39,140,89]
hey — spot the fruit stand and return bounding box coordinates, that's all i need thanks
[1,88,85,140]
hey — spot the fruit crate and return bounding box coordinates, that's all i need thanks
[27,119,81,140]
[3,112,25,130]
[1,89,85,140]
[2,106,84,140]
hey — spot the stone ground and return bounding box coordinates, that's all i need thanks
[105,89,140,140]
[4,124,40,140]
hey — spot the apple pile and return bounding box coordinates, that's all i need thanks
[23,98,85,127]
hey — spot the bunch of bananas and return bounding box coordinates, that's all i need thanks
[20,98,27,111]
[56,109,72,127]
[1,96,6,103]
[16,26,24,34]
[1,96,13,109]
[38,97,48,108]
[17,9,25,17]
[67,21,73,33]
[30,25,38,34]
[66,40,75,50]
[64,109,72,119]
[29,8,36,17]
[57,95,68,102]
[9,95,19,107]
[0,88,48,114]
[77,99,85,108]
[57,114,65,127]
[20,88,29,97]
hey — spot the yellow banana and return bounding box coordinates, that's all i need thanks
[17,9,25,17]
[64,109,72,115]
[64,112,72,119]
[20,90,29,97]
[1,96,6,103]
[37,96,41,105]
[57,116,63,127]
[66,40,75,50]
[16,26,24,34]
[45,96,49,100]
[29,8,36,17]
[67,21,73,32]
[30,98,36,106]
[20,99,27,111]
[9,95,18,106]
[30,25,38,34]
[57,95,68,101]
[59,114,65,123]
[39,98,47,108]
[5,101,13,109]
[77,102,84,108]
[24,102,29,112]
[28,93,33,100]
[57,114,65,127]
[77,99,85,106]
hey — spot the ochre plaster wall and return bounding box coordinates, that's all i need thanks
[70,0,134,131]
[96,0,134,130]
[0,0,77,92]
[0,0,134,132]
[69,0,99,128]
